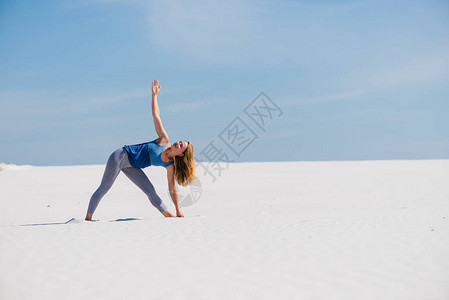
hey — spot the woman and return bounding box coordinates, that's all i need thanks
[85,79,195,220]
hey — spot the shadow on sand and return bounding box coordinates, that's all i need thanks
[20,218,76,226]
[19,217,145,226]
[110,218,142,222]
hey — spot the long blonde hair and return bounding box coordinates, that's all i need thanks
[174,142,195,186]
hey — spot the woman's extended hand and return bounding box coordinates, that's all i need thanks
[152,79,161,96]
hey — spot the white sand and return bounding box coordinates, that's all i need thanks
[1,160,448,299]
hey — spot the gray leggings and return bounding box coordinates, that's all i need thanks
[87,148,168,214]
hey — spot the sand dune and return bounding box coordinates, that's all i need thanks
[0,163,33,171]
[1,160,448,299]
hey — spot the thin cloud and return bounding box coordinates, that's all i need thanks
[145,0,367,67]
[285,90,366,106]
[86,89,148,104]
[0,88,148,118]
[364,45,449,89]
[146,0,253,65]
[286,45,449,107]
[329,45,449,96]
[162,97,226,115]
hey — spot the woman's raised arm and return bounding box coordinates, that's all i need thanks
[151,79,169,143]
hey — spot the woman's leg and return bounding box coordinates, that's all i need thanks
[85,148,127,220]
[121,167,169,214]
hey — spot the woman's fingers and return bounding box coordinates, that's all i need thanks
[152,79,161,94]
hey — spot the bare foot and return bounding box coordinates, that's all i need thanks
[162,210,175,217]
[85,213,93,221]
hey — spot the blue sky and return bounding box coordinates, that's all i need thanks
[1,0,448,165]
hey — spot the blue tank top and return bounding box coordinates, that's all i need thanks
[123,139,174,168]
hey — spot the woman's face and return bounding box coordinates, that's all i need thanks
[171,141,189,156]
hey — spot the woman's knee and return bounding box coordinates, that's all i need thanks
[108,148,121,163]
[108,148,128,169]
